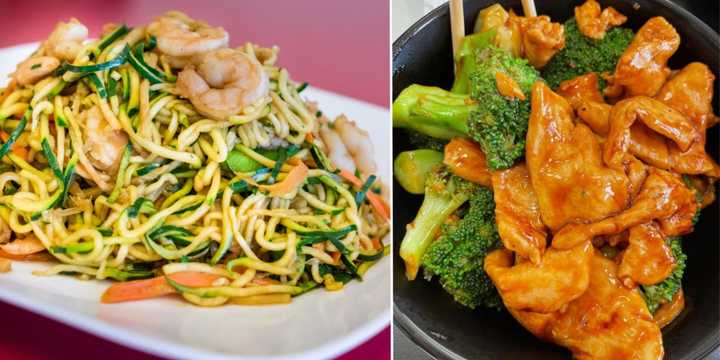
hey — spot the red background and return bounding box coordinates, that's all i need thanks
[0,0,390,359]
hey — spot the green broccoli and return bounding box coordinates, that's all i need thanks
[542,18,634,89]
[466,46,538,169]
[393,85,474,140]
[399,165,479,280]
[393,149,444,194]
[641,236,686,313]
[393,45,539,170]
[422,187,503,310]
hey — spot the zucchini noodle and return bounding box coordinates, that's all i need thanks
[0,13,390,307]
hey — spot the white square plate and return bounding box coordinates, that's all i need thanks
[0,43,391,360]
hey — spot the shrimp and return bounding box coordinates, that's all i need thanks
[147,11,228,60]
[319,122,356,173]
[83,106,128,172]
[333,115,377,176]
[13,56,60,86]
[176,48,269,120]
[42,18,88,61]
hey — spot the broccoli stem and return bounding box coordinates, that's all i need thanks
[393,149,444,195]
[393,85,476,140]
[399,187,470,280]
[451,30,497,94]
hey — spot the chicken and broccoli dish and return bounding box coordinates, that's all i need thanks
[394,1,717,358]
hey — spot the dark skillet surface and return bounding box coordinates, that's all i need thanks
[392,1,720,359]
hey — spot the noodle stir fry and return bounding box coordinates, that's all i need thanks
[0,12,390,306]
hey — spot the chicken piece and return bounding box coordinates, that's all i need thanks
[484,241,592,313]
[552,168,697,250]
[549,253,664,360]
[519,15,565,69]
[527,82,630,230]
[574,0,627,40]
[578,101,612,136]
[443,138,492,186]
[491,163,547,264]
[657,62,720,176]
[653,289,685,328]
[557,73,612,135]
[606,95,718,180]
[601,72,625,101]
[604,96,708,193]
[557,73,604,108]
[614,17,680,97]
[657,62,717,126]
[617,222,675,287]
[507,307,557,340]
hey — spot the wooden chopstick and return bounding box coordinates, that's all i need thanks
[449,0,465,64]
[522,0,537,17]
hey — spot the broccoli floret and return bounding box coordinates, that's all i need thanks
[542,18,634,89]
[399,165,480,280]
[451,30,497,94]
[407,130,448,152]
[466,46,539,169]
[393,45,538,170]
[641,237,686,313]
[422,187,503,310]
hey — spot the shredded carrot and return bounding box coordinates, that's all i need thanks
[305,132,314,142]
[330,251,342,264]
[371,237,382,251]
[339,169,363,187]
[260,162,308,197]
[338,169,391,220]
[100,271,223,303]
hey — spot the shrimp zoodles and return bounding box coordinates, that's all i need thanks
[0,11,390,307]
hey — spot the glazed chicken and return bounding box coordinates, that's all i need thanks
[484,241,592,313]
[574,0,627,40]
[482,5,718,358]
[614,17,680,97]
[551,168,698,250]
[504,253,664,359]
[519,15,566,68]
[491,164,547,264]
[557,73,612,135]
[397,1,718,358]
[617,222,676,287]
[526,81,630,231]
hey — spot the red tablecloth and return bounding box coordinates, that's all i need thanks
[0,0,390,359]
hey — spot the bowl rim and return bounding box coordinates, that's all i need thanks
[391,1,720,359]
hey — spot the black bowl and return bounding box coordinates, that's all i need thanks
[392,1,720,359]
